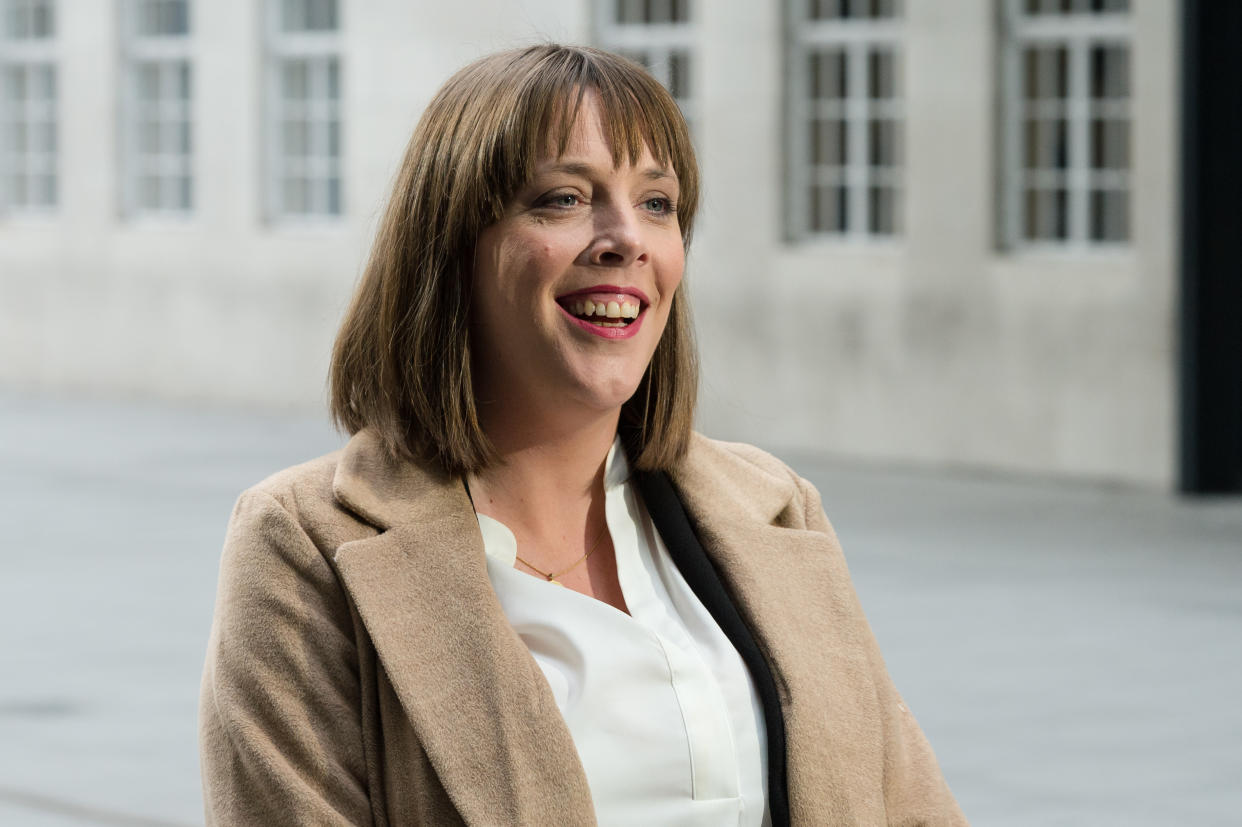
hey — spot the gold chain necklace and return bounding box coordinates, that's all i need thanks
[515,521,610,585]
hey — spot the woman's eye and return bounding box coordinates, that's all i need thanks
[541,193,579,208]
[643,197,674,214]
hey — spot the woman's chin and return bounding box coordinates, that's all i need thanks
[563,377,646,416]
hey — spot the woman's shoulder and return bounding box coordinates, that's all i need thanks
[680,432,810,493]
[684,432,800,479]
[237,450,346,529]
[227,446,377,560]
[676,433,826,531]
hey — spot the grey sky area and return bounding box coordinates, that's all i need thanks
[1,391,1239,825]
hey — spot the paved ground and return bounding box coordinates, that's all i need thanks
[1,391,1239,826]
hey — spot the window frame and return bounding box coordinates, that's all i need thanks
[593,0,696,131]
[785,0,905,243]
[119,0,195,218]
[0,0,58,215]
[263,0,343,223]
[1000,0,1133,250]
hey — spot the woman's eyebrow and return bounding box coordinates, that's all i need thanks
[537,162,677,184]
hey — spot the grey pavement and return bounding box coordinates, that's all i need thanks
[1,391,1239,825]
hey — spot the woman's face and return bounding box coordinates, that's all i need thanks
[470,92,685,425]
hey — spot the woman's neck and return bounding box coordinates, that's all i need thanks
[468,404,620,541]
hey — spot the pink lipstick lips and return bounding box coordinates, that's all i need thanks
[556,285,649,340]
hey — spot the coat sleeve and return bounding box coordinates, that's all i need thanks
[796,475,969,827]
[199,489,374,826]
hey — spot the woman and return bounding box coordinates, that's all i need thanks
[199,45,965,825]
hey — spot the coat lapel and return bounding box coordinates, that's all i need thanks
[329,430,596,825]
[667,436,896,823]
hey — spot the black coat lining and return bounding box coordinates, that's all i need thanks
[633,470,791,827]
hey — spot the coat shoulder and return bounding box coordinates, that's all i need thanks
[248,450,341,508]
[686,433,801,483]
[238,448,371,552]
[678,433,819,530]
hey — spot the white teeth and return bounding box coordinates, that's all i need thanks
[565,295,643,325]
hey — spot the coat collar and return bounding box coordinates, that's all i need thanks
[327,429,810,824]
[330,430,594,823]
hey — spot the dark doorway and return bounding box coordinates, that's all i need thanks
[1179,0,1242,494]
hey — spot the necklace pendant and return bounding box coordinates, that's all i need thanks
[549,578,563,586]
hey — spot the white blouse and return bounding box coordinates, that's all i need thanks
[474,439,770,827]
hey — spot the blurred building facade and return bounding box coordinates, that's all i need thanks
[0,0,1194,488]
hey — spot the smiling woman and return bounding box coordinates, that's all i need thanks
[198,45,966,826]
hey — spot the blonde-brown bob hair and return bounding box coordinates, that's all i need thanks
[330,44,700,475]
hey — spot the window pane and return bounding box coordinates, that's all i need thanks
[326,118,340,156]
[34,0,54,36]
[809,50,847,100]
[868,48,896,99]
[35,64,55,99]
[12,0,55,38]
[810,118,848,166]
[808,0,842,19]
[1090,45,1128,99]
[1023,187,1069,240]
[282,0,338,32]
[1090,118,1127,169]
[1024,47,1068,100]
[308,0,337,31]
[643,0,670,24]
[140,174,161,209]
[282,61,309,99]
[282,176,310,213]
[7,68,28,101]
[867,0,898,18]
[868,185,896,234]
[139,119,161,153]
[809,184,848,232]
[9,122,27,153]
[138,0,190,36]
[1024,118,1068,169]
[283,120,309,156]
[137,64,161,101]
[37,172,56,204]
[178,175,192,209]
[1090,189,1127,240]
[326,176,341,214]
[325,58,340,99]
[668,51,690,99]
[868,118,897,167]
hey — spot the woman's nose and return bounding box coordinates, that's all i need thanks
[587,204,648,267]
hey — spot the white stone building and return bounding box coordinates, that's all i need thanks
[0,1,1209,489]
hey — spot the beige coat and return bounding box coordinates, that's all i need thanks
[199,429,966,825]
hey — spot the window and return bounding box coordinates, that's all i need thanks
[265,0,342,219]
[1001,0,1131,246]
[595,0,695,129]
[787,0,903,240]
[0,0,57,212]
[121,0,193,215]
